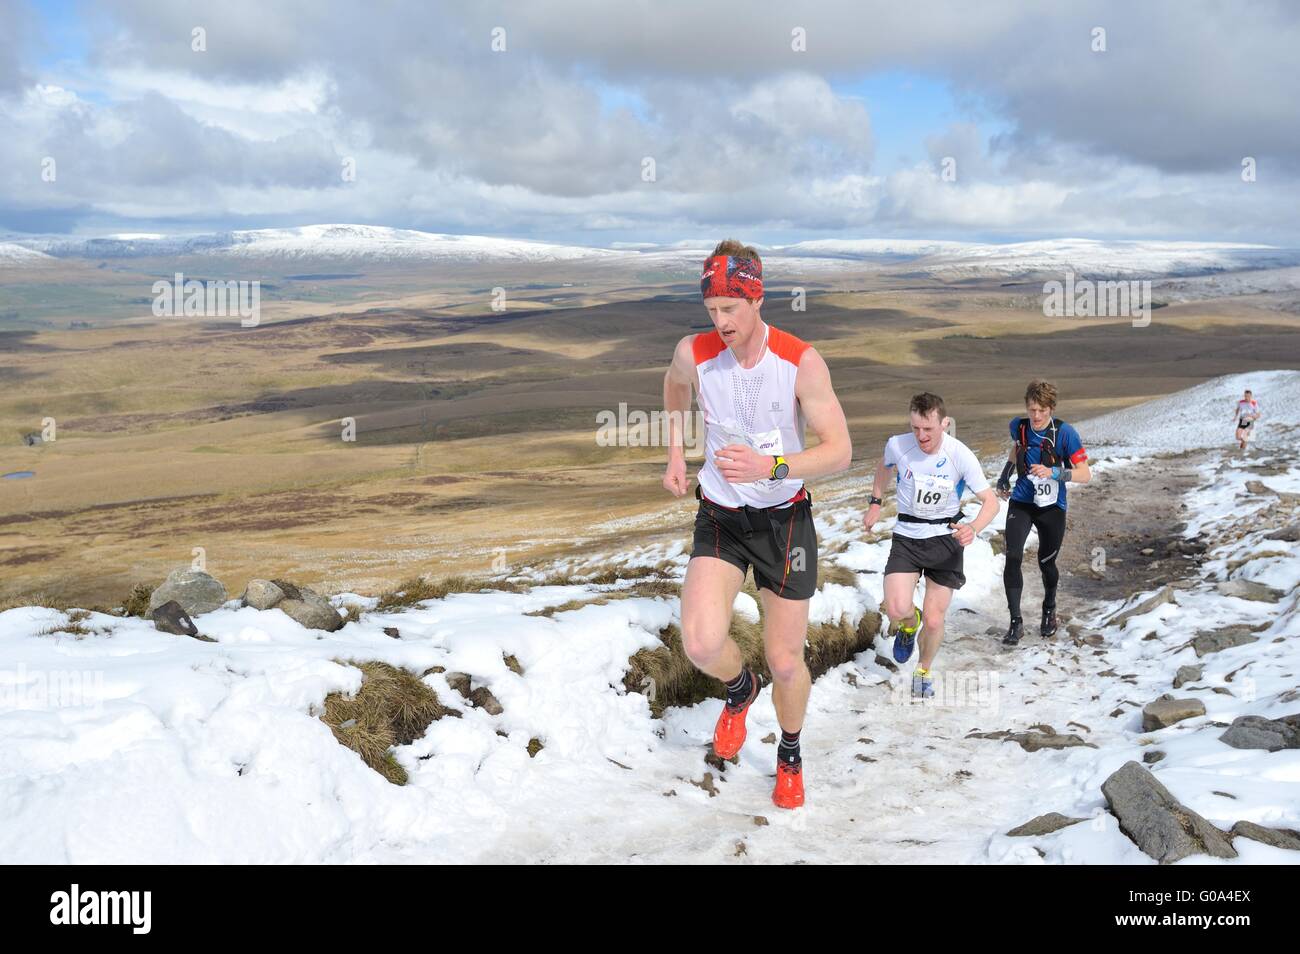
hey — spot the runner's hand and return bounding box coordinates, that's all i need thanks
[996,478,1011,499]
[715,443,770,483]
[1028,463,1053,478]
[949,521,975,546]
[862,504,881,533]
[663,457,690,496]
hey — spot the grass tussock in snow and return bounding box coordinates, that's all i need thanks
[374,575,487,611]
[321,661,451,785]
[121,582,154,618]
[523,577,680,618]
[34,609,97,638]
[628,609,881,718]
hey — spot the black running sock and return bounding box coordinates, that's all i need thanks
[778,729,801,766]
[724,668,754,709]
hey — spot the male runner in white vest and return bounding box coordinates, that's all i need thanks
[863,393,998,698]
[662,239,852,809]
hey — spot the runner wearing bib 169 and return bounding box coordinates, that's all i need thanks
[863,393,999,699]
[995,379,1092,645]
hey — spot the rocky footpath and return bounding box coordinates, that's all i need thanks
[990,426,1300,863]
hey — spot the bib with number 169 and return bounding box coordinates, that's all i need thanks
[913,473,955,517]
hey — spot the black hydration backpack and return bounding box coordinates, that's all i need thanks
[1015,417,1064,479]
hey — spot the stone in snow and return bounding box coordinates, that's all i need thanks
[151,600,198,637]
[1141,694,1207,732]
[1006,813,1088,837]
[1230,821,1300,851]
[149,568,228,617]
[1105,585,1176,628]
[1218,714,1300,752]
[1101,761,1236,863]
[1191,626,1258,657]
[1215,579,1284,603]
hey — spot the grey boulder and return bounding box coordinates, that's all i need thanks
[149,568,228,616]
[1101,761,1236,863]
[1218,714,1300,752]
[240,578,343,632]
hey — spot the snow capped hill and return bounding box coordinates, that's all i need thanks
[917,239,1300,282]
[13,225,632,265]
[218,225,630,264]
[773,238,968,260]
[8,227,1299,285]
[0,243,54,265]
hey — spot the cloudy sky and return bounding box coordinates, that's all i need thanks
[2,0,1298,245]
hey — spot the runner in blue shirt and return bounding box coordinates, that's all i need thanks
[995,380,1092,645]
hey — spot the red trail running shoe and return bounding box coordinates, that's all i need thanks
[712,671,759,760]
[772,760,805,809]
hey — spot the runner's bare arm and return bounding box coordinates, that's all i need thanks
[785,347,852,480]
[862,455,892,531]
[951,487,1000,544]
[661,336,696,496]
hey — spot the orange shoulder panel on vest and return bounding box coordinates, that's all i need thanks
[692,330,726,365]
[767,326,811,366]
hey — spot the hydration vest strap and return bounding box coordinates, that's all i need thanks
[1016,417,1064,478]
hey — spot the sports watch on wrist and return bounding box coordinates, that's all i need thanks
[769,455,789,481]
[869,495,883,506]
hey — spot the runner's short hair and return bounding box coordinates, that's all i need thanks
[1244,389,1253,395]
[909,392,946,421]
[709,239,763,304]
[1024,379,1058,410]
[711,238,761,263]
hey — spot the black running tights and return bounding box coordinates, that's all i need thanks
[1003,499,1067,619]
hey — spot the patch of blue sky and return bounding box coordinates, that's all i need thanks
[837,69,1012,171]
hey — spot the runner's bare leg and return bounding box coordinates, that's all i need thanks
[918,580,955,671]
[883,570,922,625]
[758,588,811,733]
[680,555,746,679]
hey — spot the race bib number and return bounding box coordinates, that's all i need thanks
[749,427,784,457]
[718,424,784,483]
[913,473,954,518]
[1030,474,1060,508]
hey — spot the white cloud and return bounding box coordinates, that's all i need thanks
[1,0,1297,242]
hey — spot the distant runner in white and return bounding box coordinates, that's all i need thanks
[863,393,999,698]
[1233,388,1262,451]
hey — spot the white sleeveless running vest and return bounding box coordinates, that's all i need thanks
[694,321,810,508]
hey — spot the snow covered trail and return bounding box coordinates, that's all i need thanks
[1,372,1296,863]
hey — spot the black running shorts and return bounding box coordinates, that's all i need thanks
[884,532,966,590]
[690,485,818,601]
